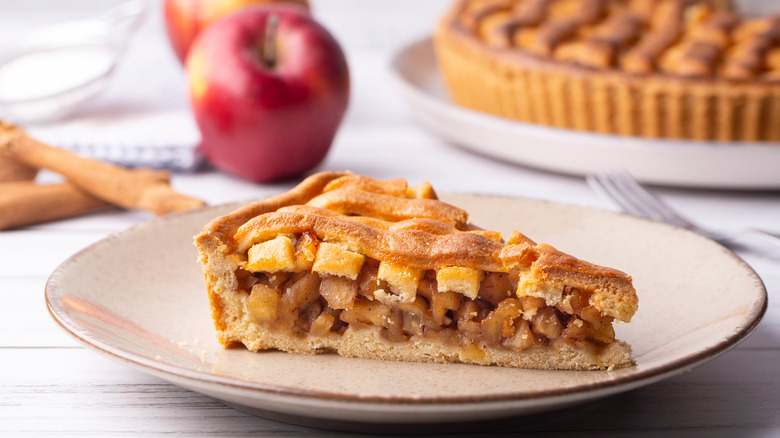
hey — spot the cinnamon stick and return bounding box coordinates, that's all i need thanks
[0,122,205,215]
[0,182,111,230]
[0,155,37,182]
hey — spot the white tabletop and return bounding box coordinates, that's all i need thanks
[2,0,779,436]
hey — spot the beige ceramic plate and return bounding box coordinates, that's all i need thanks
[46,194,766,432]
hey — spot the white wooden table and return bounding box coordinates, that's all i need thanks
[2,1,779,436]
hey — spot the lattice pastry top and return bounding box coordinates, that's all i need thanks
[451,0,780,80]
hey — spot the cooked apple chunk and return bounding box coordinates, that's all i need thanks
[312,242,364,280]
[319,275,357,310]
[246,235,295,272]
[437,266,483,299]
[377,261,422,302]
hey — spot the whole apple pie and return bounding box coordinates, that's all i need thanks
[195,172,638,370]
[436,0,780,141]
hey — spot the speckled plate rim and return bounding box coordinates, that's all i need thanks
[45,196,768,408]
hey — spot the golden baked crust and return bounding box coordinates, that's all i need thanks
[435,0,780,141]
[195,172,639,370]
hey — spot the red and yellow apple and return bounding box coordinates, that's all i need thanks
[164,0,310,64]
[186,6,350,182]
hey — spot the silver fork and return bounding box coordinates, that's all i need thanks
[586,171,780,249]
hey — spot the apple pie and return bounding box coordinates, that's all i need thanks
[195,172,638,370]
[436,0,780,141]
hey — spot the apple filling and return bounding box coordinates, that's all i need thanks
[235,232,618,355]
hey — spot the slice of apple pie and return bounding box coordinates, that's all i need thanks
[195,172,638,370]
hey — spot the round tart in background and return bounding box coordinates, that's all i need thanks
[434,0,780,141]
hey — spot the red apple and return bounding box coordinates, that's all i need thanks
[186,6,349,182]
[164,0,310,64]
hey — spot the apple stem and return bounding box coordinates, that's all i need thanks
[264,14,279,67]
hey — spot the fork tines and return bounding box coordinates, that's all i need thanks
[586,171,691,229]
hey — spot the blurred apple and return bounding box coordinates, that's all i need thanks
[186,6,349,182]
[164,0,310,64]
